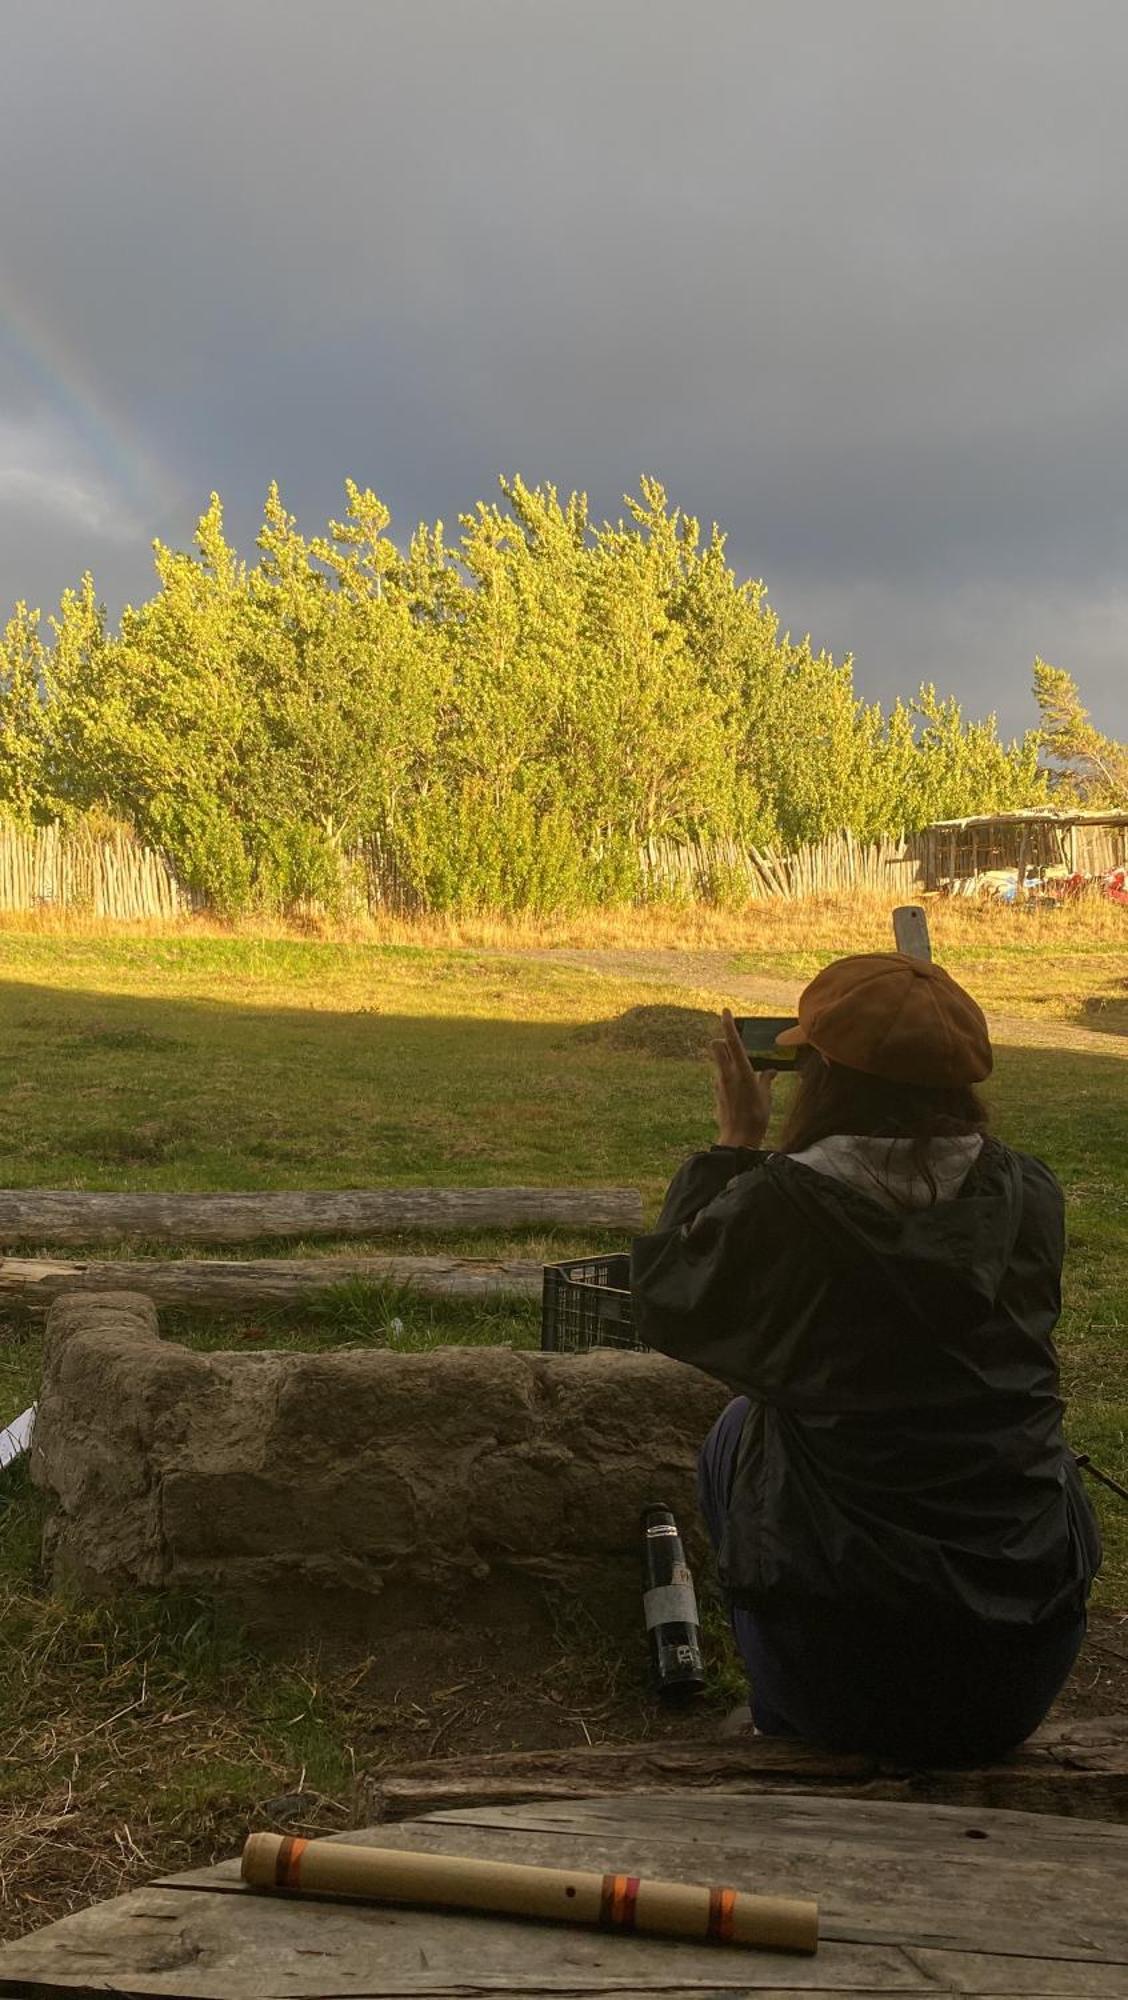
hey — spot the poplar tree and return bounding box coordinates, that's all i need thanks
[0,475,1061,912]
[0,604,47,821]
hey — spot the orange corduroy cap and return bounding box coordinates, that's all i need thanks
[774,952,993,1086]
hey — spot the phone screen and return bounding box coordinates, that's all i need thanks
[734,1015,801,1070]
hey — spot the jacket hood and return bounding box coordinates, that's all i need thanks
[770,1137,1026,1328]
[788,1132,984,1212]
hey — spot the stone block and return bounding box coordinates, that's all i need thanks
[31,1291,728,1644]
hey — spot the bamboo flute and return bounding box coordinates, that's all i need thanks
[241,1831,819,1954]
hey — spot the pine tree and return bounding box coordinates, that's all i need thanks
[1033,660,1128,806]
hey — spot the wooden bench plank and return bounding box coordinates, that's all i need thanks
[385,1798,1128,1953]
[445,1790,1128,1860]
[2,1793,1126,1996]
[0,1891,941,1996]
[0,1185,644,1248]
[0,1251,543,1310]
[907,1952,1128,1997]
[0,1882,1120,1998]
[158,1799,1128,1962]
[367,1718,1128,1827]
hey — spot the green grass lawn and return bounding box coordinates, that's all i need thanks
[0,934,718,1196]
[0,929,1125,1583]
[732,923,1128,1033]
[0,926,1124,1941]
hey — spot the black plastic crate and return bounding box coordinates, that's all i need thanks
[540,1253,646,1353]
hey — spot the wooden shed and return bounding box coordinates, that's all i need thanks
[921,808,1128,892]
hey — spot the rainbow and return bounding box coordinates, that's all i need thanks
[0,268,183,531]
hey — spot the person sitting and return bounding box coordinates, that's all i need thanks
[630,953,1101,1765]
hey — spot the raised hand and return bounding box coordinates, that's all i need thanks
[710,1009,775,1149]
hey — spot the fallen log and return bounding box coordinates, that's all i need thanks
[0,1254,543,1313]
[367,1716,1128,1825]
[0,1186,643,1248]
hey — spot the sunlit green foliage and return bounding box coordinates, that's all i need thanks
[1034,659,1128,807]
[1,476,1052,911]
[0,603,47,820]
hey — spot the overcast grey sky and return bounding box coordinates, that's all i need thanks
[1,0,1126,735]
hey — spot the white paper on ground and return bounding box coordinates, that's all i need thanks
[0,1406,35,1469]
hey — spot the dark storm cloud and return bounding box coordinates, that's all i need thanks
[1,0,1125,731]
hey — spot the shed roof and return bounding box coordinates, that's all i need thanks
[927,807,1128,831]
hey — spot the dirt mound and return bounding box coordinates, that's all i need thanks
[577,1004,718,1059]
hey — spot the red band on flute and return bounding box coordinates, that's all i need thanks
[275,1836,308,1889]
[599,1873,640,1930]
[707,1885,737,1943]
[620,1875,640,1931]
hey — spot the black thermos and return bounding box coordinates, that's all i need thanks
[641,1502,706,1699]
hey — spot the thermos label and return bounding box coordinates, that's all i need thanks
[643,1568,699,1632]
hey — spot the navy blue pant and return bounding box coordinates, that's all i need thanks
[698,1396,1085,1765]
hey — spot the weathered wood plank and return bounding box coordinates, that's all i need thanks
[375,1767,1128,1825]
[4,1881,1106,1994]
[160,1798,1128,1960]
[3,1794,1127,1995]
[907,1952,1128,1996]
[486,1783,1128,1847]
[0,1885,934,1996]
[341,1798,1128,1956]
[420,1793,1128,1877]
[0,1252,543,1312]
[367,1718,1128,1827]
[0,1185,644,1248]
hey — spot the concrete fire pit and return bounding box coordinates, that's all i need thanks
[31,1292,727,1646]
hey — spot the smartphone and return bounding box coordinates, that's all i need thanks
[734,1015,801,1071]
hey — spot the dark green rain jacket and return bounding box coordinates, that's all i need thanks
[630,1138,1101,1626]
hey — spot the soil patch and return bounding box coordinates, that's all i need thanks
[2,1608,1124,1949]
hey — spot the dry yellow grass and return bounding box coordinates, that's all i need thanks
[2,892,1124,1038]
[0,885,1123,952]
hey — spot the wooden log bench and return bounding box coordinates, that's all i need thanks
[0,1252,543,1312]
[367,1714,1128,1825]
[1,1788,1126,1995]
[0,1184,644,1247]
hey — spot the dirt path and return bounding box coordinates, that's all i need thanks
[508,945,1128,1059]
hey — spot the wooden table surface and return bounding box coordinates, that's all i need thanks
[2,1789,1126,1997]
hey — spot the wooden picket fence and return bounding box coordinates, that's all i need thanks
[637,831,926,902]
[351,834,422,916]
[0,820,929,920]
[0,822,186,921]
[353,829,929,908]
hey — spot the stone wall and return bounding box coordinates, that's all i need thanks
[32,1292,729,1646]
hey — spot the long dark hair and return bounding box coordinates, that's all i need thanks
[778,1051,988,1197]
